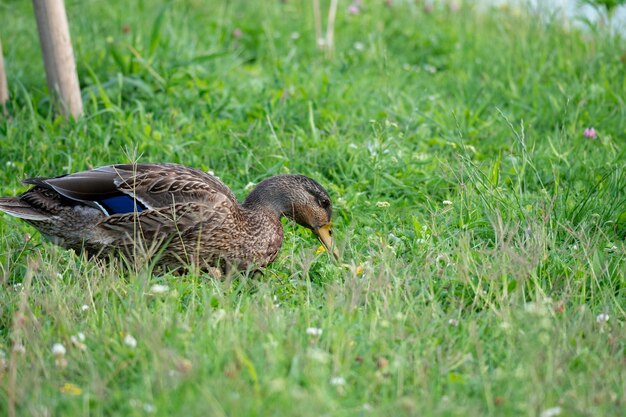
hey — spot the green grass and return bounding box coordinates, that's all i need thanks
[1,0,625,415]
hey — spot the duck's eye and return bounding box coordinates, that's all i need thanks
[319,198,330,208]
[328,228,333,236]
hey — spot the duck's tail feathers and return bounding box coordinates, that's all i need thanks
[0,197,50,221]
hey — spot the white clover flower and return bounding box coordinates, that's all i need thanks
[448,318,459,327]
[306,327,323,337]
[443,200,453,206]
[124,334,137,348]
[150,284,170,294]
[540,406,562,417]
[596,313,609,323]
[424,64,437,74]
[330,376,346,386]
[80,304,90,312]
[70,332,87,350]
[307,347,330,364]
[354,42,365,51]
[376,201,390,208]
[52,343,66,356]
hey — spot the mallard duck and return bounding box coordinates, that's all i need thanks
[0,163,338,272]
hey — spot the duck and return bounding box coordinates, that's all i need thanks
[0,163,338,272]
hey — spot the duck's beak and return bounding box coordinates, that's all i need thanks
[314,224,340,261]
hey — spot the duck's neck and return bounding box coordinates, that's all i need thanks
[242,178,290,219]
[239,182,286,268]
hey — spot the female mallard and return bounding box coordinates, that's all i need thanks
[0,163,338,272]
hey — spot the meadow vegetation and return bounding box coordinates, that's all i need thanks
[0,0,625,416]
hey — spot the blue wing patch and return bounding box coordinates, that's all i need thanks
[99,195,145,214]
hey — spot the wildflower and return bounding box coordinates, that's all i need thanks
[52,343,68,368]
[348,4,360,15]
[306,327,323,337]
[424,64,437,74]
[443,200,453,206]
[353,42,365,51]
[52,343,66,356]
[596,313,609,323]
[376,201,390,208]
[316,245,326,255]
[71,333,87,351]
[307,347,330,363]
[60,383,82,396]
[149,284,169,294]
[143,403,156,413]
[583,127,597,139]
[448,318,459,327]
[232,28,242,39]
[353,264,364,276]
[330,376,346,386]
[540,406,562,417]
[124,334,137,348]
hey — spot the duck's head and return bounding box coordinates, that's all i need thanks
[243,174,339,259]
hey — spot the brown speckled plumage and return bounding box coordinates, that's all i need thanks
[0,163,337,272]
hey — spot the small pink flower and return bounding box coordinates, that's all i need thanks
[233,28,243,39]
[584,127,597,139]
[348,4,360,15]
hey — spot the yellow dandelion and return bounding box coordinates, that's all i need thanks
[315,245,326,255]
[60,383,82,396]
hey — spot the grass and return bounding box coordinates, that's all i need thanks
[0,0,625,415]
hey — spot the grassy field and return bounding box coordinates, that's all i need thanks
[1,0,625,416]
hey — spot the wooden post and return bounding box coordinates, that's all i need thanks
[32,0,83,118]
[0,37,8,115]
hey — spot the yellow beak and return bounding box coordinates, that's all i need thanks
[314,224,340,261]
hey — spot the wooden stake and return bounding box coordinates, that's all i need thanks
[0,37,8,116]
[33,0,83,118]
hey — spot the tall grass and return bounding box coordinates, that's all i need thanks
[0,1,624,416]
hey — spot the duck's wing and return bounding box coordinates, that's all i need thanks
[98,201,228,246]
[22,163,239,215]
